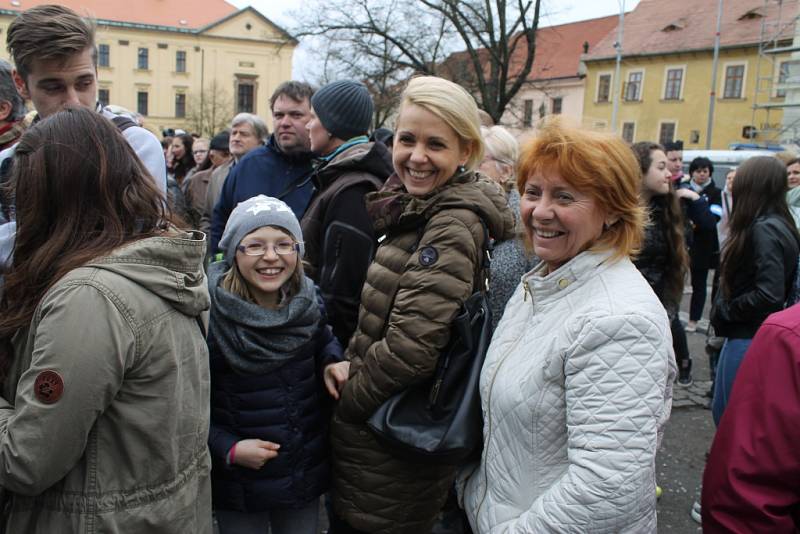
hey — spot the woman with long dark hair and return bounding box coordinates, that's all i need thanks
[631,142,693,385]
[711,156,800,424]
[0,107,212,532]
[170,133,196,183]
[167,133,194,221]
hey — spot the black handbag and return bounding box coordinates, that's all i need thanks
[366,220,493,465]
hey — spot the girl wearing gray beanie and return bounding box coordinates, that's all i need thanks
[207,195,349,534]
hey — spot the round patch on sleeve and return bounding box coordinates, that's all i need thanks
[418,246,439,266]
[34,370,64,404]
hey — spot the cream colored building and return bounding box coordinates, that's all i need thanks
[0,0,296,136]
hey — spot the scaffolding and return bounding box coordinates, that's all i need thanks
[750,0,800,145]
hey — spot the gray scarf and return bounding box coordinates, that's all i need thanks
[207,261,320,374]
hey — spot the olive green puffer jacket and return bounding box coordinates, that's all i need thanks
[331,172,515,533]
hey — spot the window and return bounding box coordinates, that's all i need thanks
[664,68,684,100]
[98,44,110,68]
[237,82,254,113]
[551,97,562,115]
[624,71,643,101]
[622,122,635,143]
[777,60,800,97]
[137,91,148,116]
[98,88,110,107]
[176,51,187,73]
[538,102,546,119]
[175,93,186,118]
[690,130,700,144]
[597,74,611,102]
[659,122,676,145]
[137,48,149,70]
[723,64,745,99]
[523,99,533,127]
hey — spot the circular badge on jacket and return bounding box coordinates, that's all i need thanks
[419,246,439,266]
[34,370,64,404]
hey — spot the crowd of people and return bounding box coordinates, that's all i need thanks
[0,4,798,534]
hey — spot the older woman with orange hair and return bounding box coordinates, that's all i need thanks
[462,118,676,533]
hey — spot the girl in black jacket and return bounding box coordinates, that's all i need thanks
[711,157,800,425]
[632,142,693,385]
[207,195,348,534]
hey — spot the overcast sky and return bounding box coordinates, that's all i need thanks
[227,0,642,79]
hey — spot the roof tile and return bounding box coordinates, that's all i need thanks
[0,0,238,30]
[586,0,799,60]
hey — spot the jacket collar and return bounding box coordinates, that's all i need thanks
[524,249,615,304]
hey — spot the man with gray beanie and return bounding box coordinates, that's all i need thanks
[301,80,392,346]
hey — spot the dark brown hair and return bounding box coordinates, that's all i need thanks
[269,81,315,111]
[171,133,195,182]
[721,156,800,297]
[631,141,689,306]
[0,106,169,375]
[6,4,97,81]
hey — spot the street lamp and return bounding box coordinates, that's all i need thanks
[610,0,625,132]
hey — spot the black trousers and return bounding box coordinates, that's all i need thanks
[690,265,712,321]
[328,513,371,534]
[670,313,690,368]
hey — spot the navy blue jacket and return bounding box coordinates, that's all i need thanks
[208,304,343,512]
[210,135,314,254]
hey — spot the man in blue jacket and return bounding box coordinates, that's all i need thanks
[210,81,316,254]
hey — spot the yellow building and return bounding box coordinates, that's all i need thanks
[0,0,296,136]
[581,0,798,149]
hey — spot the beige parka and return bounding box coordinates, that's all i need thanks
[0,232,212,534]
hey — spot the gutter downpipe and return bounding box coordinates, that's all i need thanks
[611,0,625,132]
[706,0,723,149]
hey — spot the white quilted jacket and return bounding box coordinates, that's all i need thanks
[463,250,676,533]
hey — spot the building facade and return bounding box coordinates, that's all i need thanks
[0,0,296,136]
[581,0,798,149]
[498,15,618,136]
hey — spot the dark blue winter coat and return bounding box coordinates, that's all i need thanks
[209,135,314,254]
[208,299,343,512]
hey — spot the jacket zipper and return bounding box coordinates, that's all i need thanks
[475,291,533,522]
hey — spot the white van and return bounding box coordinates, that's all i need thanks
[681,150,777,189]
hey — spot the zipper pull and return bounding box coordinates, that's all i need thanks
[522,279,530,302]
[429,378,443,407]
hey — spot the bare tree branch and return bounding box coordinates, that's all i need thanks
[291,0,543,124]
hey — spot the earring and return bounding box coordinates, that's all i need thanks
[457,165,466,174]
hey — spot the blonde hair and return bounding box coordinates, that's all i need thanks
[399,76,484,170]
[481,125,519,183]
[221,226,304,306]
[517,117,646,262]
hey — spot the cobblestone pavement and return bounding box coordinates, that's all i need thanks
[654,283,719,532]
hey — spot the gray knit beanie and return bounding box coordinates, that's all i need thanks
[218,195,304,262]
[310,80,374,141]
